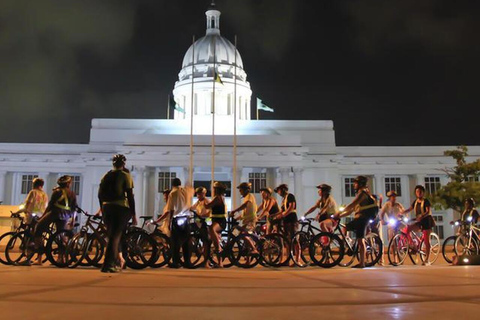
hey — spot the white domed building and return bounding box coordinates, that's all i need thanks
[0,3,478,241]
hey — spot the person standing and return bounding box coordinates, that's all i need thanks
[98,154,136,273]
[29,175,77,266]
[231,182,258,232]
[335,176,379,268]
[378,190,405,265]
[256,187,280,234]
[163,178,193,268]
[461,198,479,223]
[204,182,227,267]
[274,184,298,266]
[401,185,435,266]
[12,178,48,225]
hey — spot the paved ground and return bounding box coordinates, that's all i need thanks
[1,260,480,320]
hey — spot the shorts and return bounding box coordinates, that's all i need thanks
[211,217,226,231]
[242,220,256,232]
[283,212,298,224]
[346,216,370,239]
[318,214,329,223]
[416,215,435,231]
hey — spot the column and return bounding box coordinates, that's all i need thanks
[133,166,145,220]
[142,168,150,217]
[293,167,304,214]
[374,174,384,199]
[278,167,291,188]
[0,171,6,204]
[232,167,243,208]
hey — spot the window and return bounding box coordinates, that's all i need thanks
[466,175,479,182]
[385,177,402,196]
[249,173,266,194]
[344,177,356,197]
[424,176,441,194]
[21,174,38,194]
[433,215,443,223]
[433,225,444,239]
[158,172,176,193]
[71,175,81,196]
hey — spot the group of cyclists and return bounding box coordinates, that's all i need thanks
[4,153,479,271]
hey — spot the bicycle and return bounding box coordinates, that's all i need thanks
[289,217,322,267]
[209,216,261,269]
[0,212,28,265]
[310,217,383,268]
[453,217,480,258]
[388,218,440,266]
[441,218,474,263]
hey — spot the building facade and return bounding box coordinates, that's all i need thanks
[0,4,477,240]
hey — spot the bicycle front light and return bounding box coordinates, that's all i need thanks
[301,216,306,221]
[339,206,345,212]
[467,216,473,222]
[176,218,187,226]
[455,221,460,226]
[369,219,374,224]
[19,204,25,210]
[403,217,409,223]
[388,218,396,226]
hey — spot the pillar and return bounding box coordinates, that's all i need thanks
[293,167,304,214]
[0,171,6,204]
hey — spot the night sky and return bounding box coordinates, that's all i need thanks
[1,0,479,146]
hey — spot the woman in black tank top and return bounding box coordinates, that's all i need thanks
[204,182,227,267]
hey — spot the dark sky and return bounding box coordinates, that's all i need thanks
[1,0,479,146]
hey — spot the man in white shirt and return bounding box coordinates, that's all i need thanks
[231,182,258,231]
[163,178,194,268]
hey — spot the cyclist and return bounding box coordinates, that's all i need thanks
[400,185,435,266]
[274,183,298,266]
[334,176,379,268]
[12,177,48,225]
[204,181,227,267]
[303,184,338,232]
[256,187,281,234]
[190,186,211,267]
[274,183,298,240]
[231,182,258,232]
[29,175,78,266]
[461,198,479,224]
[379,190,405,265]
[155,189,171,236]
[98,154,136,273]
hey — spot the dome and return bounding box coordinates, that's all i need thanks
[182,35,243,69]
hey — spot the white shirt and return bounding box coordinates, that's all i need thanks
[166,186,194,217]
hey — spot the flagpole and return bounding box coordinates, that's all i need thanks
[233,35,238,209]
[211,36,216,195]
[256,103,259,120]
[167,94,170,119]
[189,35,195,185]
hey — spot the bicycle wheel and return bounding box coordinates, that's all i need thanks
[123,231,158,269]
[5,232,34,264]
[408,236,421,265]
[364,233,383,267]
[454,234,479,257]
[441,235,457,263]
[259,234,284,267]
[420,232,441,264]
[208,239,235,268]
[339,235,356,267]
[309,232,344,268]
[387,233,408,266]
[290,231,311,268]
[230,233,261,269]
[0,232,16,265]
[46,230,74,268]
[84,233,105,268]
[150,232,172,268]
[66,232,89,268]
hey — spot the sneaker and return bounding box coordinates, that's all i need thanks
[422,261,432,266]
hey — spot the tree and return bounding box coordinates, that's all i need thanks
[432,146,480,214]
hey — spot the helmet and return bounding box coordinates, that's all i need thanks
[112,154,126,166]
[274,183,289,193]
[316,184,332,194]
[57,175,72,186]
[259,187,273,195]
[237,182,252,190]
[465,198,476,206]
[386,190,398,197]
[414,185,426,192]
[353,176,368,187]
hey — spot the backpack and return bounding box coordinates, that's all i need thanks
[99,170,125,202]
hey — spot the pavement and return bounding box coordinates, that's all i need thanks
[1,259,480,320]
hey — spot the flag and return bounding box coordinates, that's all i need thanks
[256,98,274,112]
[214,71,224,85]
[169,94,185,113]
